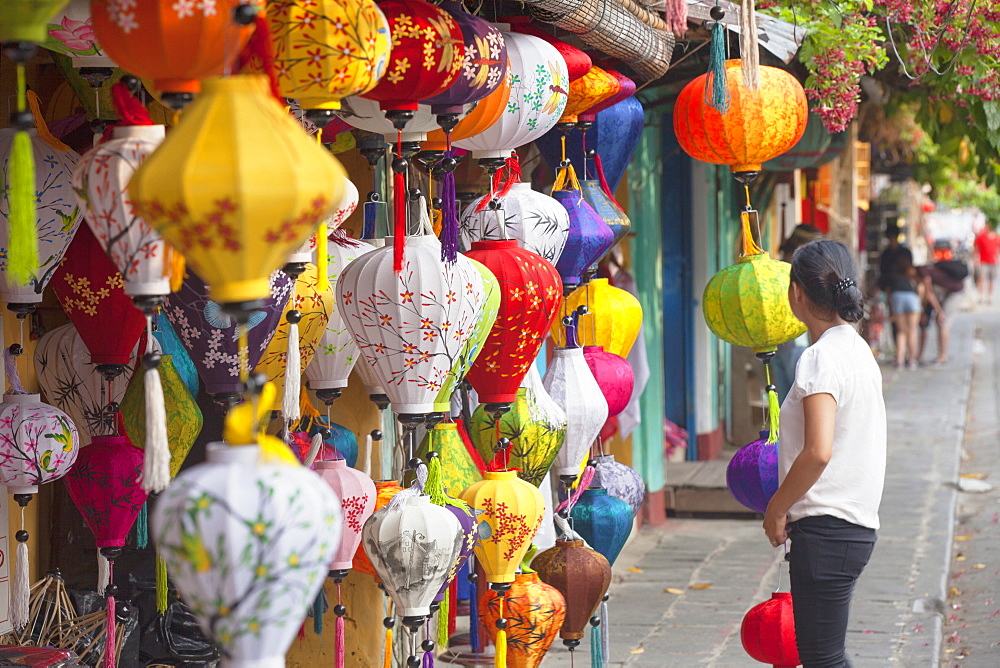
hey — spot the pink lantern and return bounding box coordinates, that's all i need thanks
[583,346,633,418]
[315,459,377,574]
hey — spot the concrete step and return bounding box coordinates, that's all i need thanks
[664,456,759,516]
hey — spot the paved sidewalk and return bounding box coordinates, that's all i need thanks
[539,313,977,667]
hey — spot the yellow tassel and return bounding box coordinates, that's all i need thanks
[494,594,507,667]
[764,364,780,444]
[164,244,186,292]
[316,221,329,293]
[26,91,71,151]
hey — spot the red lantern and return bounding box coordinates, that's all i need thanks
[507,18,591,82]
[578,69,635,123]
[50,224,146,380]
[741,592,800,668]
[463,240,562,412]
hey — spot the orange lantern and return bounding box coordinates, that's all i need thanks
[558,66,620,125]
[673,59,807,179]
[423,62,512,150]
[90,0,254,106]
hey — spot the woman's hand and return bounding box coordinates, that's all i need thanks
[763,503,788,547]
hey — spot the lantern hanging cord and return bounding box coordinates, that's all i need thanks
[739,0,760,91]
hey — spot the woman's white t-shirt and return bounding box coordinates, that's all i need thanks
[778,324,887,530]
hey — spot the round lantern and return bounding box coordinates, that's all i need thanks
[551,188,613,294]
[0,393,78,493]
[130,74,345,314]
[763,111,833,172]
[417,422,481,495]
[480,572,566,668]
[352,480,403,575]
[532,539,611,647]
[507,19,591,82]
[558,66,619,125]
[460,470,544,585]
[463,240,562,412]
[0,128,81,309]
[268,0,391,112]
[72,123,171,303]
[453,31,568,160]
[726,430,779,514]
[569,488,632,565]
[673,59,808,178]
[359,0,463,121]
[315,459,377,574]
[153,443,341,668]
[542,347,608,478]
[552,278,642,358]
[34,323,138,444]
[422,65,512,149]
[583,346,633,418]
[361,496,463,622]
[90,0,253,104]
[340,97,469,142]
[336,234,485,416]
[581,179,630,252]
[461,184,571,265]
[41,0,115,69]
[164,270,292,406]
[592,454,644,517]
[469,365,566,486]
[741,592,800,668]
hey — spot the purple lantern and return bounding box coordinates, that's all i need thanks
[163,270,293,405]
[423,2,508,118]
[552,190,614,293]
[435,502,476,603]
[726,430,779,513]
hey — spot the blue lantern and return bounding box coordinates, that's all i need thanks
[726,430,779,513]
[153,316,199,398]
[570,487,632,565]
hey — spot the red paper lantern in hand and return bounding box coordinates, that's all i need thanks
[741,592,800,668]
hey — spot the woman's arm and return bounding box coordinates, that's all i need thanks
[763,392,838,545]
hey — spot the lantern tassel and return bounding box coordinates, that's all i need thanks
[135,502,148,549]
[335,614,345,667]
[142,354,171,493]
[235,12,282,102]
[593,152,621,207]
[304,431,324,468]
[97,550,110,595]
[665,0,689,37]
[313,589,324,635]
[317,221,329,293]
[706,20,731,113]
[468,564,479,652]
[11,539,29,630]
[282,315,301,422]
[764,363,780,444]
[383,627,393,668]
[601,599,610,664]
[156,555,169,614]
[26,91,71,152]
[105,589,116,668]
[590,618,603,668]
[9,63,37,286]
[437,586,450,649]
[439,151,459,264]
[109,81,154,127]
[494,594,506,668]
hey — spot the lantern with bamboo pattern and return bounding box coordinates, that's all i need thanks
[481,571,566,668]
[461,183,571,265]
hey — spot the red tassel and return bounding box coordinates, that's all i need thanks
[110,82,153,126]
[235,13,282,102]
[330,228,363,248]
[393,169,406,272]
[594,153,622,208]
[104,565,116,668]
[335,615,346,668]
[495,154,521,201]
[298,621,307,641]
[448,580,457,637]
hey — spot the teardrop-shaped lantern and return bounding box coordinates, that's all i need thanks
[315,459,377,574]
[726,430,779,514]
[130,75,346,311]
[741,592,799,667]
[558,66,619,125]
[2,0,69,43]
[352,480,403,575]
[569,488,632,565]
[461,183,570,265]
[72,123,170,301]
[552,278,642,358]
[551,189,613,294]
[0,128,82,309]
[583,346,633,418]
[532,539,611,649]
[542,348,608,478]
[153,443,342,667]
[0,393,78,492]
[581,179,630,251]
[592,454,644,517]
[481,572,566,668]
[417,423,481,495]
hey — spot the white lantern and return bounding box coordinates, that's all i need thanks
[542,347,608,478]
[152,443,342,668]
[336,234,485,415]
[460,183,571,265]
[287,178,360,264]
[0,129,81,306]
[338,97,469,142]
[72,124,170,299]
[361,495,463,620]
[42,0,116,69]
[0,393,79,493]
[453,31,569,159]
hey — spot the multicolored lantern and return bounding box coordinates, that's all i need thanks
[480,571,566,668]
[558,66,619,125]
[726,431,779,514]
[267,0,391,112]
[552,278,643,358]
[542,347,608,479]
[461,183,571,265]
[674,59,807,178]
[551,179,613,294]
[0,127,81,309]
[72,122,171,302]
[417,423,481,495]
[352,480,403,576]
[130,75,345,313]
[583,346,633,418]
[163,270,292,405]
[41,0,114,69]
[90,0,254,105]
[569,488,632,565]
[592,454,644,517]
[741,592,799,668]
[153,443,341,668]
[533,539,611,650]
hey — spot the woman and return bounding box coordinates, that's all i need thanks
[886,254,923,368]
[763,240,887,667]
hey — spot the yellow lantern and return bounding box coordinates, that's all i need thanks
[267,0,392,111]
[460,470,544,585]
[558,66,619,125]
[130,75,345,311]
[550,278,642,358]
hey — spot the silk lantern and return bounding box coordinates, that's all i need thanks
[583,346,633,418]
[336,234,484,416]
[463,240,562,412]
[533,539,611,648]
[552,278,642,358]
[741,592,799,668]
[164,270,292,405]
[551,180,613,293]
[481,571,566,668]
[763,111,833,172]
[422,66,511,149]
[506,19,591,82]
[152,316,199,397]
[727,431,779,514]
[543,347,608,479]
[315,459,376,574]
[569,488,631,565]
[578,69,635,123]
[352,480,403,575]
[1,0,70,44]
[34,323,138,443]
[90,0,253,105]
[417,422,481,495]
[461,183,570,265]
[0,128,81,310]
[592,454,644,517]
[558,66,619,125]
[72,122,171,302]
[267,0,391,112]
[674,59,807,179]
[130,75,345,314]
[454,31,568,160]
[50,224,145,378]
[581,179,629,252]
[153,442,341,668]
[41,0,115,69]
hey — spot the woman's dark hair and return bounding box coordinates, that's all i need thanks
[790,239,865,323]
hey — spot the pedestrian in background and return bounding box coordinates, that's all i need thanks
[973,223,999,304]
[764,240,887,667]
[885,254,923,369]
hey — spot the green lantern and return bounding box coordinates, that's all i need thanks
[0,0,69,43]
[416,422,482,497]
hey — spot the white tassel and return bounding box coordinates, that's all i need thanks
[601,599,610,664]
[142,358,171,493]
[304,431,324,468]
[97,549,110,596]
[282,318,301,422]
[11,540,29,630]
[362,434,373,476]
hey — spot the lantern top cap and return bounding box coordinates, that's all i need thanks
[433,423,458,431]
[111,125,166,140]
[2,393,41,404]
[206,442,260,466]
[314,459,348,469]
[739,251,772,263]
[484,470,519,481]
[470,239,519,251]
[594,454,616,463]
[555,539,585,548]
[406,495,432,507]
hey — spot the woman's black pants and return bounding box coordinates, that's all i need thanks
[787,515,877,668]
